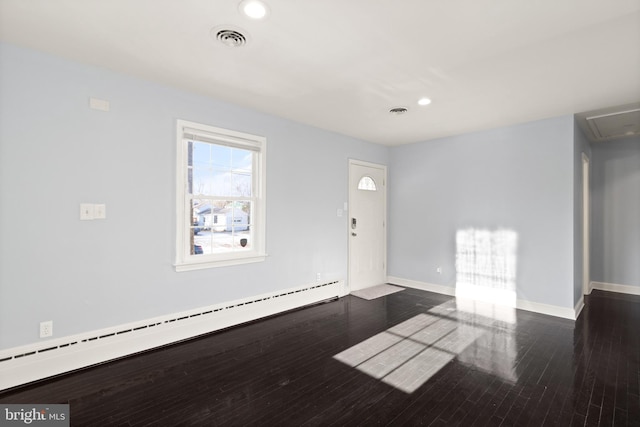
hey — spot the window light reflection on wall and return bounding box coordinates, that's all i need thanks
[455,228,518,308]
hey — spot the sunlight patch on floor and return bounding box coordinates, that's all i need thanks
[334,312,485,393]
[334,295,520,393]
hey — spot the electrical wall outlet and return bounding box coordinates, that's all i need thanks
[316,273,321,282]
[80,203,94,220]
[40,320,53,338]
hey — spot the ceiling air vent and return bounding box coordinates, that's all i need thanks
[214,28,247,47]
[389,107,408,115]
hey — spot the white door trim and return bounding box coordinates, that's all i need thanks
[348,159,388,293]
[582,153,591,295]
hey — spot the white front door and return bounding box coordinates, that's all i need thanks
[348,160,387,292]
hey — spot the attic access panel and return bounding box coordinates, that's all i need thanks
[587,109,640,140]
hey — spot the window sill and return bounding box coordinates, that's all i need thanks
[175,253,267,272]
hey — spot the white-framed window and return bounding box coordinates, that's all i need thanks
[175,119,266,271]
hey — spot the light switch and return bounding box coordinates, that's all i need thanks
[337,208,343,217]
[94,204,106,219]
[89,97,110,112]
[80,203,94,220]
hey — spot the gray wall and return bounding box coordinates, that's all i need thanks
[388,116,576,308]
[0,43,388,350]
[590,137,640,287]
[573,122,591,305]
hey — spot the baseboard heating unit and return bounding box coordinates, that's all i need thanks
[0,280,342,391]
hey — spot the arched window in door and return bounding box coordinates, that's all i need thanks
[357,176,377,191]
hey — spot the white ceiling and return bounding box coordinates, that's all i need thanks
[1,0,639,145]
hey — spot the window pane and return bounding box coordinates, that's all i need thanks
[193,229,212,255]
[211,144,232,168]
[233,229,251,250]
[358,176,377,191]
[192,142,211,168]
[191,199,206,230]
[232,148,252,172]
[233,200,251,251]
[191,198,208,255]
[232,201,251,230]
[212,169,233,196]
[232,172,252,197]
[192,168,211,195]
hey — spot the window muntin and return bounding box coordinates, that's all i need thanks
[176,120,266,271]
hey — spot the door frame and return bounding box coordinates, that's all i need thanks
[347,159,388,294]
[582,153,591,295]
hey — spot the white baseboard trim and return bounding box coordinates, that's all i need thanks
[0,280,342,391]
[387,276,456,297]
[516,299,575,320]
[591,281,640,296]
[574,296,585,320]
[388,276,576,320]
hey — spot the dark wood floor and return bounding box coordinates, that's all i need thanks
[1,288,639,426]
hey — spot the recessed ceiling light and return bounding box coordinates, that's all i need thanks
[239,0,269,20]
[418,97,432,106]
